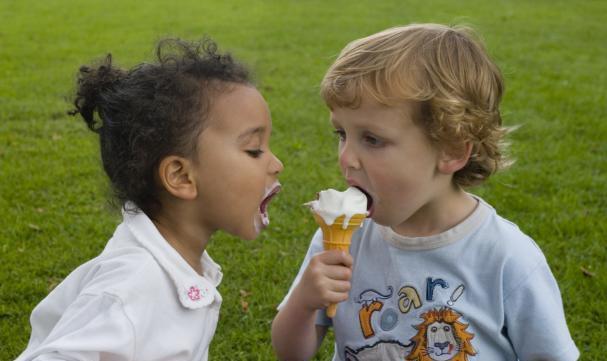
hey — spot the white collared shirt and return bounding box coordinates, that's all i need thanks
[17,207,223,361]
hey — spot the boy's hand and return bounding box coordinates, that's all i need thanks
[292,250,353,312]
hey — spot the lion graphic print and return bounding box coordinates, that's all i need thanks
[342,279,477,361]
[407,307,476,361]
[345,304,476,361]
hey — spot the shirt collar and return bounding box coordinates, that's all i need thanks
[378,195,491,251]
[121,204,223,309]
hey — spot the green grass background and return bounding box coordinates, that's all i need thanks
[1,0,605,359]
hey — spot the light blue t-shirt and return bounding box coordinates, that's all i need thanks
[282,197,579,361]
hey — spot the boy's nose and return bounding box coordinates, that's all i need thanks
[339,142,361,171]
[269,152,284,175]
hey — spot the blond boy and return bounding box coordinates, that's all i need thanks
[272,24,578,361]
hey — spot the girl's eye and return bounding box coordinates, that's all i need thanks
[333,129,346,141]
[246,149,264,158]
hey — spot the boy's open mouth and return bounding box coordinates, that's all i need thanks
[353,186,374,217]
[260,183,281,227]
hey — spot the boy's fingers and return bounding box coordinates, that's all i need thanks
[324,265,352,281]
[319,250,353,267]
[328,279,351,293]
[325,289,350,303]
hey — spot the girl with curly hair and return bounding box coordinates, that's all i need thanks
[17,38,283,361]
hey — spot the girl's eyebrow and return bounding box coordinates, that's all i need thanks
[238,126,266,143]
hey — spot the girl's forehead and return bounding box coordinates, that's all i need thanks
[203,86,271,140]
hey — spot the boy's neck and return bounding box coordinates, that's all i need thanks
[391,188,477,238]
[151,206,212,276]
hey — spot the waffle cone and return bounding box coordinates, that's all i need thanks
[313,213,366,252]
[312,212,366,318]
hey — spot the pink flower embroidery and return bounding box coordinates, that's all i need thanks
[188,286,201,301]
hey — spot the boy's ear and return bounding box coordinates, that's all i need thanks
[157,156,198,200]
[437,142,473,174]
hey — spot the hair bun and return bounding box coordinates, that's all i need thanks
[69,54,125,132]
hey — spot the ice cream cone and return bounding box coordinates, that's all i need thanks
[312,212,366,318]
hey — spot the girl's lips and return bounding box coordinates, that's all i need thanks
[259,183,281,226]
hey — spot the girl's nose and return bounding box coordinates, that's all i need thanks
[339,141,361,170]
[269,152,284,175]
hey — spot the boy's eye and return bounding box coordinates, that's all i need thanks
[333,129,346,141]
[246,149,264,158]
[363,134,383,146]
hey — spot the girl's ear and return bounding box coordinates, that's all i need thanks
[157,156,198,200]
[437,142,473,174]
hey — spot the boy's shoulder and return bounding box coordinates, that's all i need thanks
[479,199,544,258]
[474,198,554,286]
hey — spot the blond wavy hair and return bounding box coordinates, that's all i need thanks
[321,24,511,187]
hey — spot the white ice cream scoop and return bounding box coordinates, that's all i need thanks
[306,187,368,229]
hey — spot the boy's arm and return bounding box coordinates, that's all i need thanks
[272,250,352,361]
[271,296,327,361]
[503,253,579,361]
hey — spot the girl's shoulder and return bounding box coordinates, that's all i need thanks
[73,247,165,304]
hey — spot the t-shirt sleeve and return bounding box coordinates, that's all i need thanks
[276,229,332,327]
[17,293,135,361]
[503,259,579,361]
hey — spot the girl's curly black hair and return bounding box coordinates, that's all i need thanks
[69,38,251,216]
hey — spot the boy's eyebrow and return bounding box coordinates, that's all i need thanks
[237,126,266,142]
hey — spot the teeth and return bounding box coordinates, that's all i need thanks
[261,211,269,226]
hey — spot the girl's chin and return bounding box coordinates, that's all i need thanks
[244,216,265,240]
[239,203,274,240]
[239,227,259,241]
[226,219,260,241]
[231,211,267,240]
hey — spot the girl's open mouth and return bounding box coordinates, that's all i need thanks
[260,182,281,227]
[354,186,374,217]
